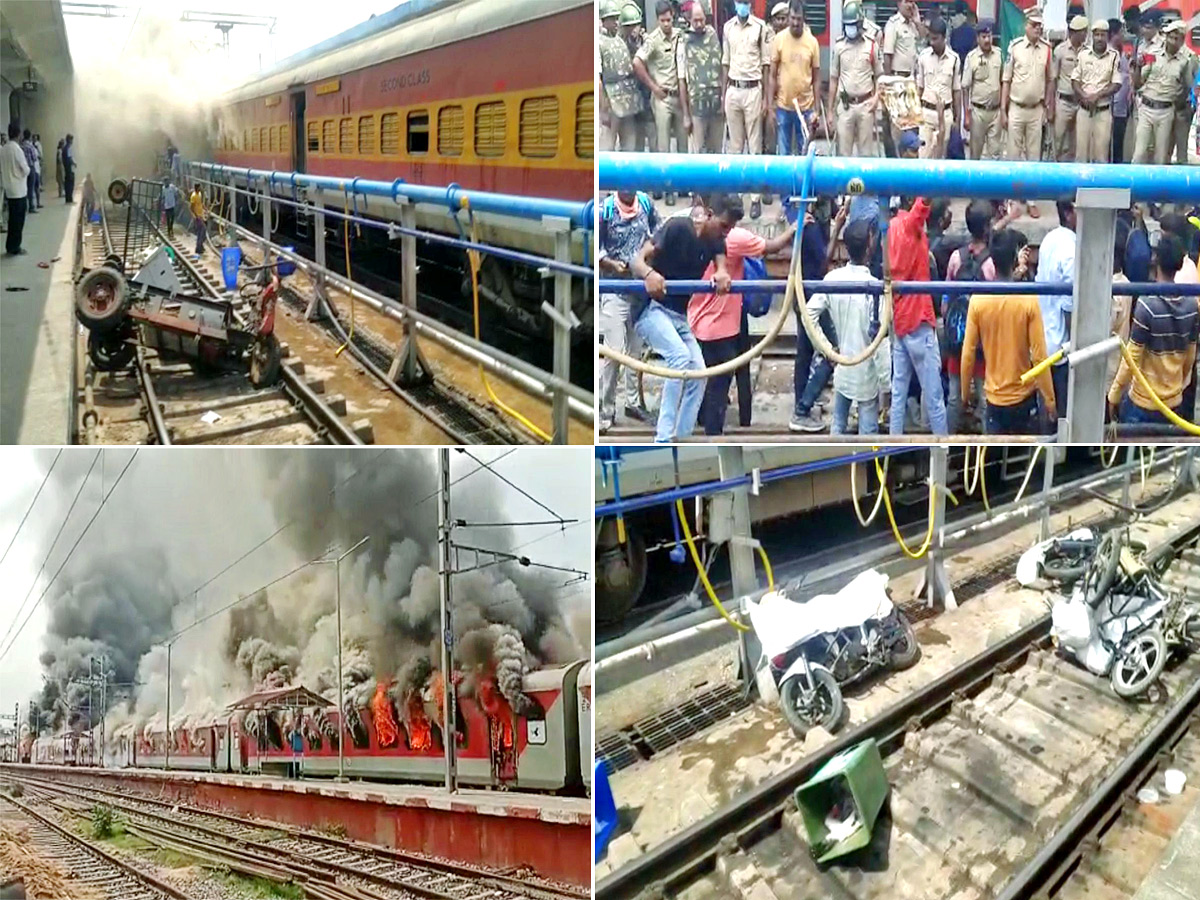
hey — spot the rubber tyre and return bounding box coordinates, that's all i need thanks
[1084,532,1122,605]
[1110,628,1167,699]
[248,333,282,387]
[888,610,922,670]
[1041,561,1089,583]
[780,669,846,737]
[107,178,129,205]
[75,267,129,333]
[87,330,135,372]
[596,530,648,626]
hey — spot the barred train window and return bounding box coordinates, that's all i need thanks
[474,101,506,158]
[259,127,267,152]
[339,117,353,154]
[308,122,319,152]
[268,126,277,153]
[380,113,399,154]
[280,124,289,153]
[358,115,376,155]
[243,129,249,151]
[437,106,464,156]
[251,128,260,152]
[322,119,336,153]
[407,111,430,154]
[574,93,593,159]
[519,96,559,159]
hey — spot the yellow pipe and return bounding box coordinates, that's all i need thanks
[874,455,958,560]
[1020,348,1065,386]
[676,499,750,632]
[335,189,355,357]
[756,544,775,591]
[1117,341,1200,437]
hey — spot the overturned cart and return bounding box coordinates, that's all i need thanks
[74,177,281,386]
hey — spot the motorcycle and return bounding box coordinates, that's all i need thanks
[1051,528,1200,699]
[745,569,921,738]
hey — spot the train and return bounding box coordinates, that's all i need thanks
[207,0,592,349]
[22,661,590,795]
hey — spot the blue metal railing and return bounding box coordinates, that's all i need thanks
[598,279,1200,297]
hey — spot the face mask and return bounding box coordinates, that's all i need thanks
[845,23,860,39]
[735,2,750,18]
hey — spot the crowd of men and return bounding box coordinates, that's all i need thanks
[1,121,78,257]
[598,0,1200,441]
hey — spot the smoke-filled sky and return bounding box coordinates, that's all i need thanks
[0,448,591,733]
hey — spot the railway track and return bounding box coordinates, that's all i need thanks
[5,773,587,900]
[76,204,373,445]
[0,792,194,900]
[596,511,1200,900]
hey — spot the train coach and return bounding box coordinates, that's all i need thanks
[207,0,592,347]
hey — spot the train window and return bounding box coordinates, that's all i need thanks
[339,117,353,154]
[437,105,464,156]
[519,96,559,158]
[380,113,400,154]
[474,101,507,158]
[260,127,267,152]
[358,115,376,155]
[407,111,430,154]
[574,93,593,159]
[308,121,320,152]
[802,0,826,34]
[251,128,260,152]
[269,126,277,153]
[322,119,336,153]
[280,123,289,153]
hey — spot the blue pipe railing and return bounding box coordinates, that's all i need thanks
[598,278,1200,296]
[595,447,912,518]
[190,161,593,230]
[598,151,1200,202]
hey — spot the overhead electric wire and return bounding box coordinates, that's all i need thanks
[456,448,565,523]
[0,450,139,665]
[0,449,63,570]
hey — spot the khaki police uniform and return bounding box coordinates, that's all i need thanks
[883,13,921,75]
[916,45,962,158]
[1003,34,1052,161]
[1171,43,1198,162]
[1072,43,1122,163]
[636,27,687,154]
[1133,38,1192,164]
[832,33,882,156]
[1052,36,1085,160]
[722,14,772,156]
[964,44,1003,159]
[677,25,725,153]
[600,31,645,151]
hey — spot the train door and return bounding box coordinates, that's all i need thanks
[291,91,306,173]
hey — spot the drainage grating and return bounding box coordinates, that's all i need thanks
[597,682,754,775]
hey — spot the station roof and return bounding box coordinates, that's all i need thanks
[226,685,332,710]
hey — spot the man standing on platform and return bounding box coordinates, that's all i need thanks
[62,134,76,203]
[883,0,924,157]
[2,121,30,257]
[599,1,645,152]
[963,19,1002,160]
[1166,19,1198,163]
[722,0,771,219]
[1132,18,1193,164]
[634,1,686,159]
[915,18,961,159]
[768,0,821,156]
[1002,8,1051,218]
[829,1,882,159]
[678,1,724,153]
[1110,19,1133,163]
[1052,16,1088,161]
[1072,20,1122,163]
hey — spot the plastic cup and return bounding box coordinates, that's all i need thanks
[1164,769,1187,795]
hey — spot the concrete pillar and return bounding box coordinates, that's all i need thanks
[1063,187,1130,443]
[717,447,759,688]
[1039,446,1058,542]
[306,187,327,322]
[542,215,579,444]
[918,448,955,610]
[387,200,431,386]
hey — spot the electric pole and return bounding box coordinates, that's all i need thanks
[438,448,457,793]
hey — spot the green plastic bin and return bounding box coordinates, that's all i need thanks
[794,737,889,863]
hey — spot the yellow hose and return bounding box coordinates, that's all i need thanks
[850,456,888,526]
[676,499,750,631]
[874,455,959,560]
[1100,437,1120,468]
[1117,340,1200,436]
[757,544,775,590]
[335,189,355,357]
[963,446,990,512]
[462,198,552,443]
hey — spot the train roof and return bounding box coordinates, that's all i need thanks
[222,0,590,106]
[227,684,332,710]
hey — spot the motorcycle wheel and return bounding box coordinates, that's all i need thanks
[1110,628,1167,699]
[780,669,846,737]
[1041,561,1088,584]
[889,610,922,670]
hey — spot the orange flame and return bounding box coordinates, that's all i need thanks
[406,694,432,751]
[371,683,400,749]
[478,676,515,750]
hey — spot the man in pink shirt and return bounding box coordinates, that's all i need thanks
[689,219,797,434]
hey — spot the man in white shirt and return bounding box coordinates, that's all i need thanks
[1,121,30,256]
[31,133,43,209]
[1035,200,1076,419]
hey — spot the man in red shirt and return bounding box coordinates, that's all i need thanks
[888,197,949,434]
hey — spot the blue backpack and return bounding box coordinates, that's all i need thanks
[743,256,773,316]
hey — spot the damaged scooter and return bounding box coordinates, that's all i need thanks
[746,569,921,738]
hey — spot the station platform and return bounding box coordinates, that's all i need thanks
[0,761,590,885]
[1136,794,1200,900]
[0,199,78,444]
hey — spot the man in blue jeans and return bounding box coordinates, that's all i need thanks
[767,0,821,157]
[631,195,737,442]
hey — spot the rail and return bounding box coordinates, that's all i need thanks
[184,161,593,442]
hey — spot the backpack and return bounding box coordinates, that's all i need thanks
[944,245,990,356]
[743,256,773,316]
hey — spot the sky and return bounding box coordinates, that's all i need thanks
[0,447,593,721]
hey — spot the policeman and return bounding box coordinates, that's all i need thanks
[884,0,923,77]
[722,0,771,217]
[621,4,657,153]
[634,0,686,157]
[1001,7,1051,217]
[1052,16,1088,160]
[677,0,724,153]
[915,18,961,159]
[1165,19,1199,163]
[963,18,1002,160]
[1133,18,1193,164]
[829,0,882,158]
[599,0,645,151]
[1072,20,1122,163]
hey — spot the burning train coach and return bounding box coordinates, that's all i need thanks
[26,662,587,794]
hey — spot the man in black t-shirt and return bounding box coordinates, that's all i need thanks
[630,193,738,442]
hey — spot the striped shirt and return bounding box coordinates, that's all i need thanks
[1108,293,1200,411]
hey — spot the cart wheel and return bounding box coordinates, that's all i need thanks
[249,333,281,387]
[75,267,129,332]
[107,179,129,205]
[87,330,135,372]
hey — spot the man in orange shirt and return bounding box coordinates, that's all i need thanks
[767,0,821,155]
[960,229,1057,434]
